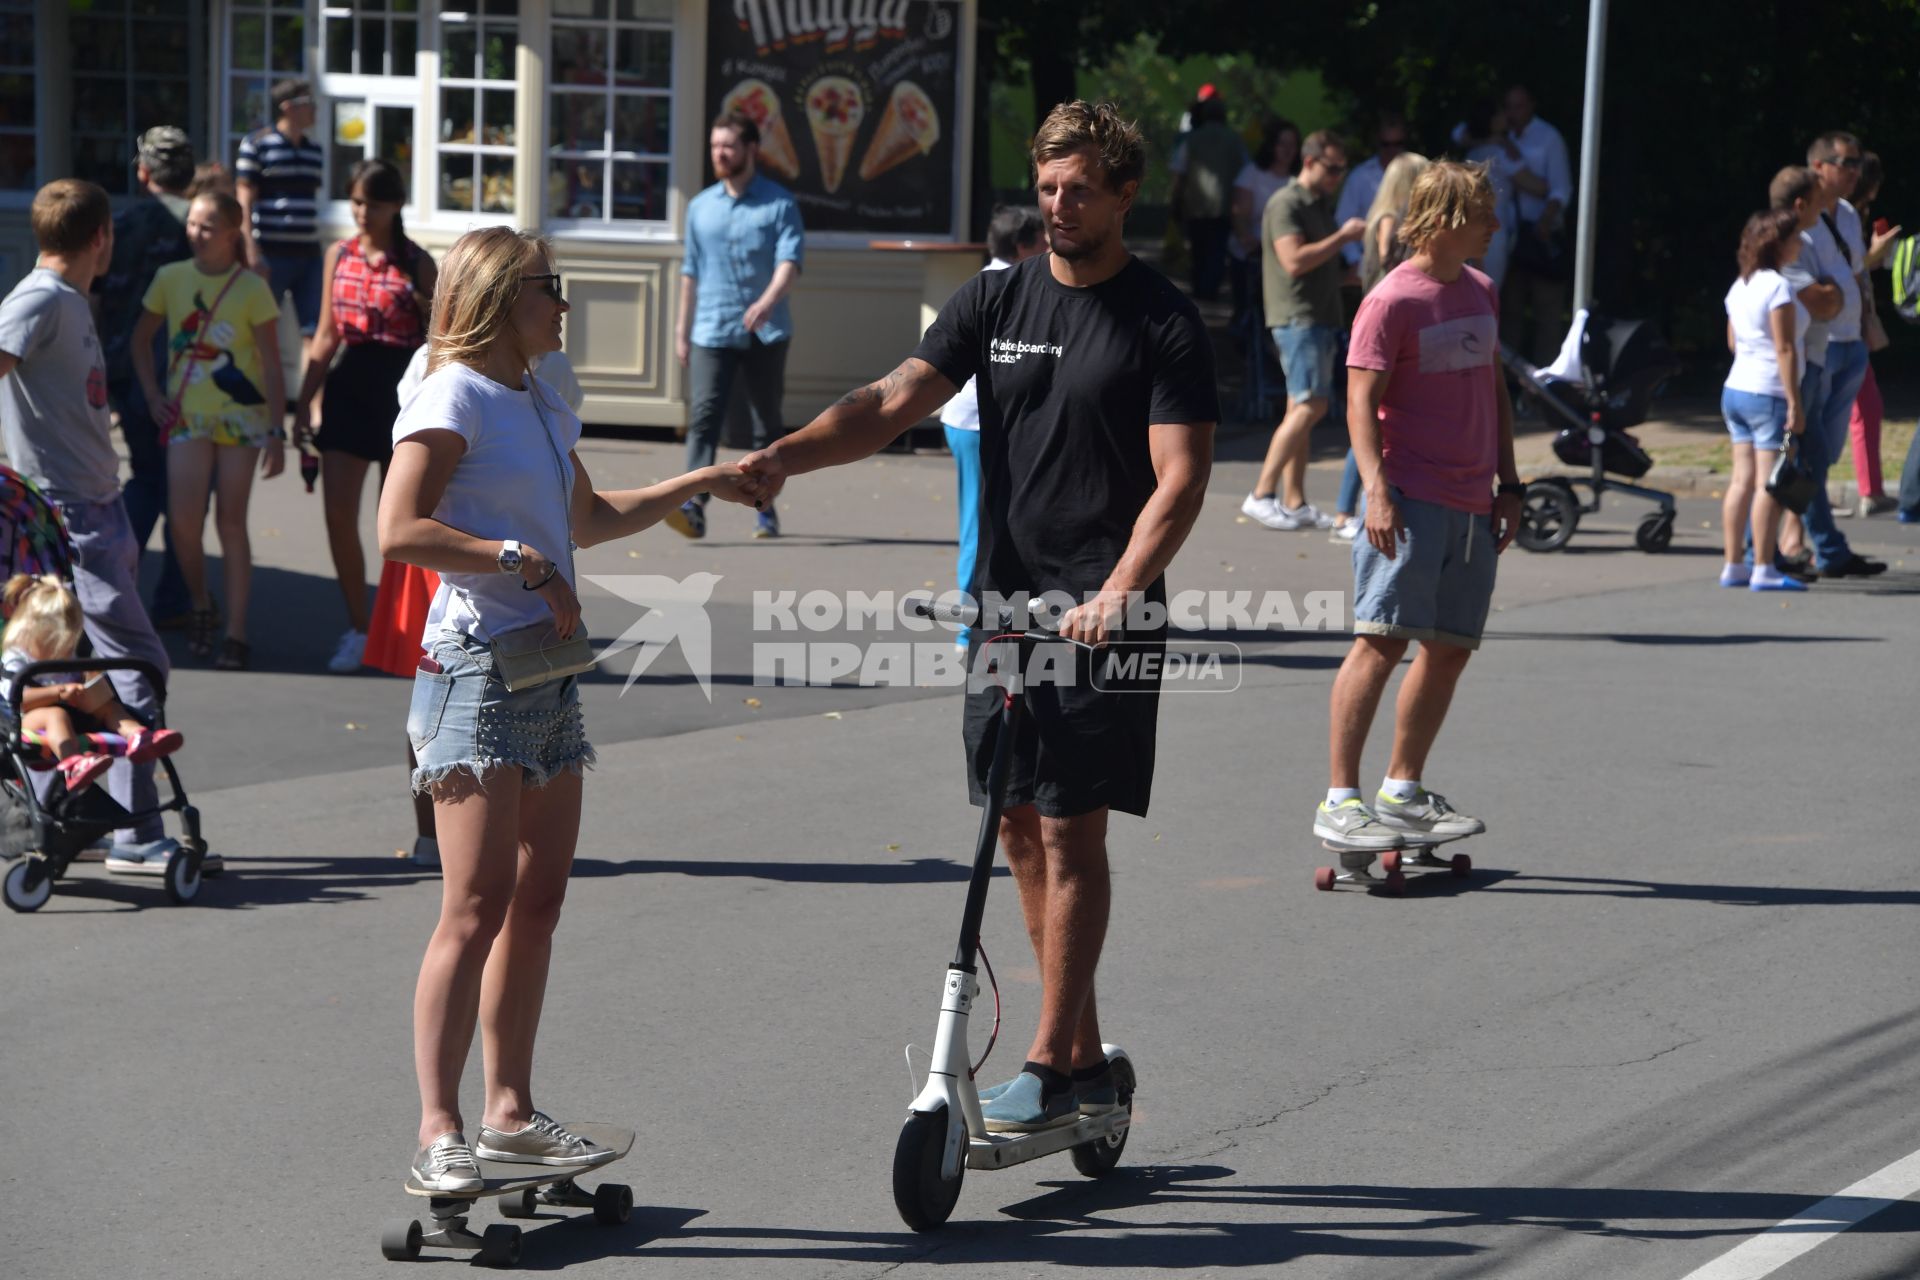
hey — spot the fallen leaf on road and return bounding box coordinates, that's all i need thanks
[886,843,901,852]
[343,722,363,731]
[923,580,936,588]
[1235,515,1249,524]
[743,697,761,708]
[823,711,842,719]
[628,550,642,558]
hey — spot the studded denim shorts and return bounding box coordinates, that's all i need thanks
[407,631,595,794]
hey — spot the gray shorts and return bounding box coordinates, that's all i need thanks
[407,632,595,793]
[1351,488,1497,650]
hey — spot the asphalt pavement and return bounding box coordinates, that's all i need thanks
[2,431,1917,1280]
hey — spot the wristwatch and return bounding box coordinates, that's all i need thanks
[1496,482,1527,500]
[498,539,523,575]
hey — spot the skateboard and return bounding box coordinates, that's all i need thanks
[1313,831,1473,895]
[381,1122,635,1267]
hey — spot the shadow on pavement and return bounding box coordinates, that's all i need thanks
[1484,630,1881,646]
[26,854,434,913]
[571,856,1007,885]
[1484,874,1920,907]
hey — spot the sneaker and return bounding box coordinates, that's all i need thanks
[1313,798,1403,850]
[75,836,111,863]
[977,1076,1018,1104]
[475,1111,618,1167]
[105,836,179,877]
[754,506,780,539]
[1858,494,1898,517]
[1281,502,1340,530]
[1719,563,1752,588]
[56,752,112,794]
[1898,508,1919,525]
[980,1072,1078,1133]
[1330,517,1361,543]
[1373,788,1485,838]
[327,629,368,673]
[1240,493,1302,530]
[411,1131,484,1194]
[665,500,706,540]
[124,727,185,764]
[1074,1065,1121,1116]
[1820,553,1887,578]
[1750,565,1808,592]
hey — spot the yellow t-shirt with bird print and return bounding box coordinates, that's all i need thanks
[141,262,282,445]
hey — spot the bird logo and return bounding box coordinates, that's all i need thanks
[586,572,722,700]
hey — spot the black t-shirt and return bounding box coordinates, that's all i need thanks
[913,254,1219,606]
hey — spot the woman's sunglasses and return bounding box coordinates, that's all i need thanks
[522,273,565,302]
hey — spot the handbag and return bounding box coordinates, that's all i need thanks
[1766,438,1818,515]
[487,384,596,692]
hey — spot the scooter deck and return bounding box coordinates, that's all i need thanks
[402,1122,634,1198]
[1313,834,1475,894]
[965,1108,1130,1170]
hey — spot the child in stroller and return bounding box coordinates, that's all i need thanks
[0,574,185,794]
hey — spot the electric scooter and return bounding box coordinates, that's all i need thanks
[891,597,1137,1233]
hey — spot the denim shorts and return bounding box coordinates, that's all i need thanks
[407,631,595,794]
[1721,386,1787,450]
[1352,488,1498,650]
[265,249,324,334]
[1271,322,1338,404]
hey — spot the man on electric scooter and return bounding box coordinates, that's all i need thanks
[739,101,1218,1132]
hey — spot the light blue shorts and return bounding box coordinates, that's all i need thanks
[1721,386,1788,450]
[1352,488,1498,650]
[1271,322,1338,404]
[407,631,595,793]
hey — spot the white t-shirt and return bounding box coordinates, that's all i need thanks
[1230,163,1291,261]
[1723,269,1805,399]
[1801,214,1861,343]
[1334,154,1385,266]
[396,347,586,413]
[392,361,583,642]
[936,258,1012,431]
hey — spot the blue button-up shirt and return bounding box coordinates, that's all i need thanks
[683,174,805,349]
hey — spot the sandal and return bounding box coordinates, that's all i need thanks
[124,727,185,763]
[187,606,220,660]
[215,638,251,671]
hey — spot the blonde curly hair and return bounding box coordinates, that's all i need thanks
[1400,160,1497,253]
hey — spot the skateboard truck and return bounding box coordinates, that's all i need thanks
[1313,839,1472,895]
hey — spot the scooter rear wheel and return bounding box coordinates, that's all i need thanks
[892,1105,964,1232]
[1070,1056,1136,1177]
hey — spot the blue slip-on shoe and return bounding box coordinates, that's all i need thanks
[981,1072,1078,1133]
[665,500,706,540]
[1075,1065,1120,1116]
[105,836,179,877]
[754,506,780,539]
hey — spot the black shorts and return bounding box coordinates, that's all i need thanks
[961,635,1162,819]
[315,342,416,464]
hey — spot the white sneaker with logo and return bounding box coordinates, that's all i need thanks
[1242,494,1305,530]
[1283,503,1341,530]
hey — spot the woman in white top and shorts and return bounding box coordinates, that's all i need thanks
[1720,209,1809,592]
[379,227,753,1188]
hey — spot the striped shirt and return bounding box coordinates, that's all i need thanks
[235,127,324,252]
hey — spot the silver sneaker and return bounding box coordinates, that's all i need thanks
[412,1131,483,1193]
[1313,799,1402,850]
[475,1111,616,1167]
[1282,502,1341,530]
[1373,788,1485,837]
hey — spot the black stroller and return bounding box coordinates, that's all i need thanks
[1505,312,1683,553]
[0,468,211,912]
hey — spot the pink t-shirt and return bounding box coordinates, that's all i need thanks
[1347,261,1501,514]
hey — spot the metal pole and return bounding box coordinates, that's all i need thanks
[1571,0,1609,314]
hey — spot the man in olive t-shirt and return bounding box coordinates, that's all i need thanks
[1246,131,1365,531]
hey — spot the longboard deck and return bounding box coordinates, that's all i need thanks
[1314,837,1474,893]
[404,1122,633,1199]
[1317,829,1475,855]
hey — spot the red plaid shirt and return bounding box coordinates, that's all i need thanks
[331,238,425,348]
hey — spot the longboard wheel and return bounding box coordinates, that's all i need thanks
[1383,870,1407,896]
[1313,867,1335,892]
[499,1187,538,1219]
[478,1223,521,1267]
[379,1217,422,1261]
[593,1181,634,1225]
[1381,849,1403,874]
[1450,852,1471,877]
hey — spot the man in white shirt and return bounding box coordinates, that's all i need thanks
[1332,112,1410,268]
[1499,85,1574,364]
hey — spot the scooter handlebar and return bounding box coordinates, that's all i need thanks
[906,596,1054,633]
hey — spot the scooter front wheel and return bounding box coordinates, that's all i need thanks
[892,1105,964,1232]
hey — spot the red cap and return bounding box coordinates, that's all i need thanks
[1196,83,1218,101]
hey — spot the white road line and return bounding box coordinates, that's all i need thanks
[1679,1147,1920,1280]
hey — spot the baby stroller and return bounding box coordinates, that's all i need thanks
[0,467,211,912]
[1505,310,1683,553]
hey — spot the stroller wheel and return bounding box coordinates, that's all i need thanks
[164,844,203,905]
[3,855,52,913]
[1635,511,1675,554]
[1516,482,1580,553]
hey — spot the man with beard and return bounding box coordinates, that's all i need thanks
[671,109,804,540]
[739,101,1217,1132]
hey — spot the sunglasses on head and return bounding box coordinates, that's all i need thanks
[522,273,564,302]
[1821,155,1862,169]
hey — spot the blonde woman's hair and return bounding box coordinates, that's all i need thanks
[1360,152,1431,292]
[1400,159,1497,253]
[426,226,551,376]
[2,574,83,660]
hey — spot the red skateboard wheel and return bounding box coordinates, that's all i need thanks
[1381,849,1403,874]
[1450,852,1471,877]
[1313,867,1336,891]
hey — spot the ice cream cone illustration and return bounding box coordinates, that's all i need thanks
[859,81,941,183]
[805,76,865,194]
[722,79,800,181]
